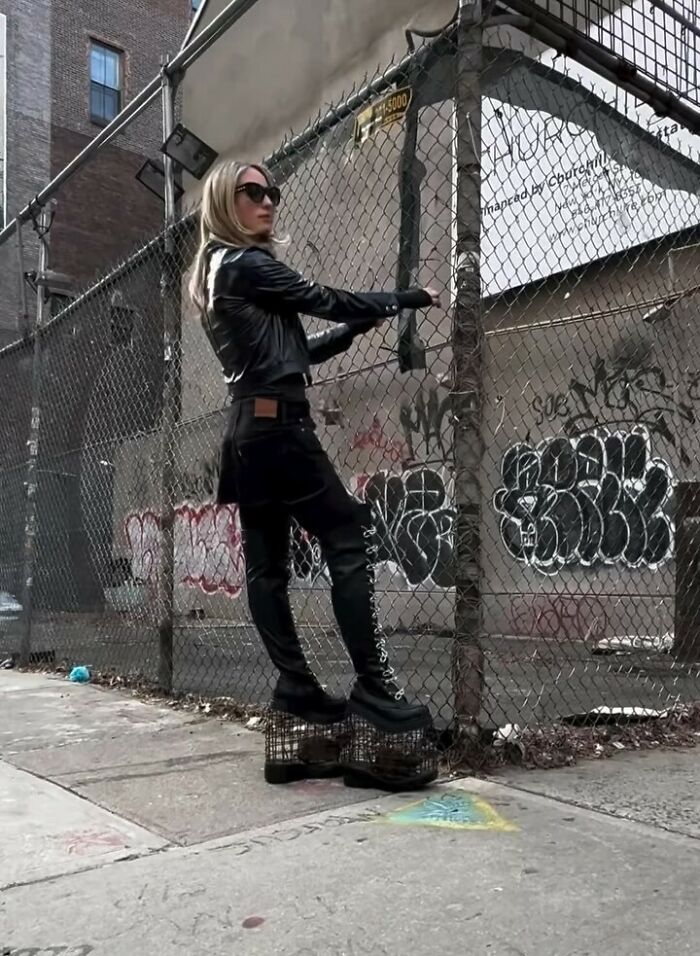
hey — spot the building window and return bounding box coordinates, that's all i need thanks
[90,42,122,124]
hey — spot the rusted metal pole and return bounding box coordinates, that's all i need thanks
[16,223,30,340]
[156,65,181,692]
[450,0,485,733]
[19,205,54,665]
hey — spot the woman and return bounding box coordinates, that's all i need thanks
[189,160,441,776]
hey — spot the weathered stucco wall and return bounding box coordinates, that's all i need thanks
[181,0,456,199]
[105,0,700,648]
[113,240,699,643]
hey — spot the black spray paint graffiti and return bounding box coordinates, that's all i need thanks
[493,429,674,574]
[362,468,454,587]
[531,352,700,465]
[289,468,455,589]
[178,455,220,501]
[291,521,328,585]
[399,385,452,461]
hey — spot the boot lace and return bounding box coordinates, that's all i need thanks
[362,522,405,701]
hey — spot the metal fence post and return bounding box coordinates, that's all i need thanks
[19,205,54,666]
[156,64,182,692]
[450,1,484,734]
[16,223,30,340]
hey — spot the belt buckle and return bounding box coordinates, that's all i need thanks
[253,397,278,419]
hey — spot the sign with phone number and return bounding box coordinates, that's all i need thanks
[354,87,412,145]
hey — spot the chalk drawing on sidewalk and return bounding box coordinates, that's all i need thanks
[382,791,518,831]
[58,828,129,856]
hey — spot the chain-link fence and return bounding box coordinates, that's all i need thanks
[2,7,700,745]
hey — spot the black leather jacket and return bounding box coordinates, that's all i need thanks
[202,243,432,397]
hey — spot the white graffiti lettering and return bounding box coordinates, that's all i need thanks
[493,428,674,575]
[125,503,246,598]
[123,467,457,599]
[359,468,455,588]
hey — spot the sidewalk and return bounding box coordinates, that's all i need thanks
[1,671,698,955]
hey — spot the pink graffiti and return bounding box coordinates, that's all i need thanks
[353,473,371,496]
[509,594,608,641]
[60,829,127,856]
[351,416,408,464]
[125,503,246,598]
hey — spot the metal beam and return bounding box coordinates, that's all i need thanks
[503,0,700,131]
[19,206,54,667]
[648,0,700,43]
[156,67,180,694]
[168,0,262,75]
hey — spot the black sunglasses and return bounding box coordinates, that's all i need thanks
[235,182,281,206]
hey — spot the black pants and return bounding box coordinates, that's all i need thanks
[219,398,381,684]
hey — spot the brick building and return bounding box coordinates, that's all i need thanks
[0,0,193,347]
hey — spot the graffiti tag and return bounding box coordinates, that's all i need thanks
[290,521,328,585]
[350,417,408,464]
[361,468,455,587]
[123,467,457,597]
[493,428,674,574]
[125,503,245,597]
[399,385,452,461]
[531,353,699,464]
[509,593,608,640]
[60,829,129,856]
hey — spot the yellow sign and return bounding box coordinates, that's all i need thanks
[354,86,413,145]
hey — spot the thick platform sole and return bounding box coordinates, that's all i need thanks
[341,714,438,793]
[343,766,438,792]
[264,710,351,785]
[264,760,344,785]
[270,698,347,724]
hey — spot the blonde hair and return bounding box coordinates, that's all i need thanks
[188,159,283,314]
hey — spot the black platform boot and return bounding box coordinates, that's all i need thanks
[344,663,438,793]
[272,673,347,722]
[240,517,350,785]
[348,667,432,731]
[317,507,438,791]
[265,674,351,785]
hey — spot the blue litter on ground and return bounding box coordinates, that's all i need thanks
[69,666,91,683]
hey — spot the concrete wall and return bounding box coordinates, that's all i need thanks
[113,239,695,642]
[116,88,697,647]
[181,0,456,200]
[104,0,700,650]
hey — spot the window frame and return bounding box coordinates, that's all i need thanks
[89,39,123,127]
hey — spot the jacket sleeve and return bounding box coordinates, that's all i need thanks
[306,315,379,365]
[236,248,432,322]
[307,326,354,365]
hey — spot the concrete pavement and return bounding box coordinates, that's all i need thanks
[1,671,698,955]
